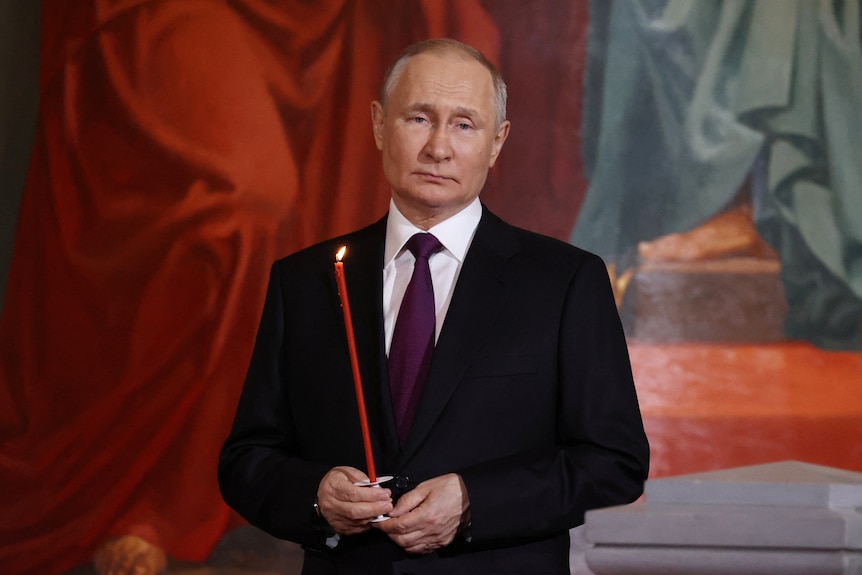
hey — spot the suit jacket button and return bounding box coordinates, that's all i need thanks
[395,475,410,489]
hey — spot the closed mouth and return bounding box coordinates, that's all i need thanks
[415,171,455,182]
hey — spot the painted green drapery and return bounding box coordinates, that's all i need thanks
[572,0,862,350]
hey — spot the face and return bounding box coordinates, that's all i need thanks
[372,51,510,229]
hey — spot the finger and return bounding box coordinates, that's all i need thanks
[339,499,393,522]
[404,541,436,555]
[328,465,374,488]
[338,466,370,484]
[321,488,392,523]
[383,529,423,550]
[401,527,456,554]
[344,484,392,504]
[390,528,443,555]
[388,487,426,518]
[324,496,393,536]
[320,470,391,505]
[374,511,421,538]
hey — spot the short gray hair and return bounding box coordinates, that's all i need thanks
[380,38,508,129]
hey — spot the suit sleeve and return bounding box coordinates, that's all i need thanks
[217,261,331,548]
[458,252,649,542]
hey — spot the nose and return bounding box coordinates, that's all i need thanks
[422,125,452,162]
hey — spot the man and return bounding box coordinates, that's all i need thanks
[219,38,649,574]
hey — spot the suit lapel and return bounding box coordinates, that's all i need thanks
[398,207,520,465]
[336,218,402,469]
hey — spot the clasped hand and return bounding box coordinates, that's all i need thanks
[316,467,470,554]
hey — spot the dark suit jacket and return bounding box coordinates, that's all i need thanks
[219,206,649,575]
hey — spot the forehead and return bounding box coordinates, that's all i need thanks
[390,51,495,115]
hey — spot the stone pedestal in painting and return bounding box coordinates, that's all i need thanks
[583,461,862,575]
[620,257,787,342]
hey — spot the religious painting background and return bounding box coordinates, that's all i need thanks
[1,1,860,574]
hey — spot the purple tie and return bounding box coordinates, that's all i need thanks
[388,233,443,444]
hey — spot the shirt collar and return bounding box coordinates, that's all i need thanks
[384,198,482,267]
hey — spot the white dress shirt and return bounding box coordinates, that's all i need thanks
[382,198,482,355]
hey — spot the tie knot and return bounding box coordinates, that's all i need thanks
[405,233,443,260]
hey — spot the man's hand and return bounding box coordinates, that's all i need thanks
[374,473,470,554]
[316,466,393,536]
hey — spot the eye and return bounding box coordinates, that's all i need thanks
[410,116,428,124]
[453,118,477,131]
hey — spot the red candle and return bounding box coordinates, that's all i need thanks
[334,246,377,482]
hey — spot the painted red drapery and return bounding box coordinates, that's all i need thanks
[0,2,589,574]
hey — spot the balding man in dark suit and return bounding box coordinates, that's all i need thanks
[219,38,649,575]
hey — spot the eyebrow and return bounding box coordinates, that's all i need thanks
[407,103,481,120]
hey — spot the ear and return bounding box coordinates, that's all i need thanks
[488,120,510,168]
[371,101,385,151]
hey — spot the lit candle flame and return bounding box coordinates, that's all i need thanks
[336,246,347,262]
